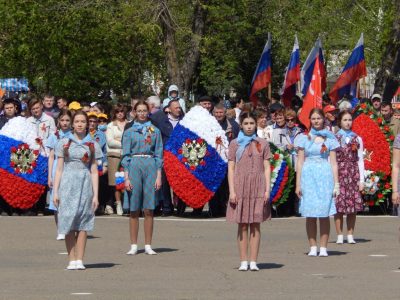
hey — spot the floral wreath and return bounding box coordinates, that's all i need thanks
[10,144,39,174]
[269,143,295,207]
[353,103,393,206]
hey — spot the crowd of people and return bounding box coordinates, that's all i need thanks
[0,85,399,271]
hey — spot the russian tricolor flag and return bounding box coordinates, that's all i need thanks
[281,35,300,107]
[163,106,229,209]
[250,33,272,106]
[301,37,326,97]
[0,117,48,209]
[329,34,367,102]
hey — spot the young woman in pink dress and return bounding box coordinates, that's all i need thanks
[334,110,365,244]
[226,111,271,271]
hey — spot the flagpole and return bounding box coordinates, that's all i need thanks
[362,77,367,98]
[268,83,272,100]
[356,80,360,98]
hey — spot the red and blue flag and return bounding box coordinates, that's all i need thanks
[281,35,300,107]
[301,38,326,97]
[329,34,367,102]
[250,33,272,106]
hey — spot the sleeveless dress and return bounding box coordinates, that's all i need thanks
[55,135,103,234]
[295,134,339,217]
[226,138,271,223]
[335,135,363,214]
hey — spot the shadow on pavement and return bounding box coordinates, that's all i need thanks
[354,238,371,243]
[153,248,179,253]
[87,235,100,239]
[257,263,284,270]
[328,251,347,256]
[85,263,120,269]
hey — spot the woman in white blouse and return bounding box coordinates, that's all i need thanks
[106,104,127,215]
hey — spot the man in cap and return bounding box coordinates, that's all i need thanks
[197,95,213,113]
[323,104,339,133]
[370,94,382,112]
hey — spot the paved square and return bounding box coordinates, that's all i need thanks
[0,215,399,299]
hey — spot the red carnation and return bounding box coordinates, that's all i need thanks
[197,138,204,144]
[273,153,280,160]
[11,147,17,153]
[33,150,39,156]
[185,138,191,144]
[190,166,196,171]
[360,103,367,109]
[182,158,188,163]
[31,161,37,167]
[390,135,395,141]
[15,168,20,173]
[200,160,206,166]
[178,149,183,154]
[384,183,391,189]
[10,162,15,167]
[27,169,33,174]
[377,193,384,199]
[384,126,390,132]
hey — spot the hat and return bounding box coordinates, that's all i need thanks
[198,95,212,103]
[97,113,108,120]
[87,112,98,118]
[323,105,338,114]
[371,94,382,101]
[68,101,82,110]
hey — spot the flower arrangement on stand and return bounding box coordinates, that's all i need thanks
[269,143,295,208]
[353,103,393,206]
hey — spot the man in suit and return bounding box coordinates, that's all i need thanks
[150,99,183,216]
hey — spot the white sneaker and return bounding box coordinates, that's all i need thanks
[126,245,138,255]
[238,261,248,271]
[66,260,76,270]
[347,235,356,244]
[116,202,123,216]
[249,261,259,271]
[336,234,344,244]
[104,205,114,215]
[56,234,65,240]
[75,260,86,270]
[319,247,328,257]
[144,245,157,255]
[308,246,317,257]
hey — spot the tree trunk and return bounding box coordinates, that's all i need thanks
[374,0,400,99]
[156,0,208,99]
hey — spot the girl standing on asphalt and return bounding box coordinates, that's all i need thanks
[334,111,365,244]
[46,109,72,241]
[121,101,163,256]
[295,108,340,257]
[226,111,271,271]
[53,111,102,270]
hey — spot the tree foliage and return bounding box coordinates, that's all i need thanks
[0,0,396,101]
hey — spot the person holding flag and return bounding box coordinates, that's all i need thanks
[281,35,300,107]
[249,33,272,107]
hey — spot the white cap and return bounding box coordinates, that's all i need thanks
[371,94,382,101]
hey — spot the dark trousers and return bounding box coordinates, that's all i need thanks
[98,173,110,211]
[208,176,228,217]
[160,168,173,213]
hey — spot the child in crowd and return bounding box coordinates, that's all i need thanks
[226,111,271,271]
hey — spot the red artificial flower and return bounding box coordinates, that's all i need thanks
[178,149,183,154]
[360,103,367,109]
[10,162,15,167]
[145,136,152,145]
[27,169,33,174]
[182,157,188,163]
[256,142,261,153]
[273,153,280,160]
[384,126,390,132]
[81,152,90,163]
[33,150,39,156]
[369,200,375,206]
[31,161,37,168]
[15,168,20,174]
[385,183,391,189]
[368,111,373,116]
[11,147,17,153]
[185,138,191,144]
[270,165,275,172]
[197,138,204,144]
[376,117,383,124]
[190,166,196,171]
[377,193,384,199]
[200,160,206,166]
[390,135,395,141]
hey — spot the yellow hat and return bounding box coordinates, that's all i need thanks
[68,101,82,110]
[98,113,108,120]
[87,112,98,118]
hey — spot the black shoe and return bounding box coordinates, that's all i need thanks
[161,211,173,217]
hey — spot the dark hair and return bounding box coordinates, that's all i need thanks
[57,109,72,130]
[92,103,105,113]
[239,111,257,125]
[337,110,353,129]
[254,108,267,119]
[133,100,150,120]
[380,102,392,109]
[111,103,127,121]
[28,98,42,111]
[309,108,325,119]
[57,97,68,104]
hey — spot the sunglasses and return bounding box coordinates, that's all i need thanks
[285,118,295,122]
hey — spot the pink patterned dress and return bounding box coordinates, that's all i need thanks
[335,135,364,214]
[226,138,271,224]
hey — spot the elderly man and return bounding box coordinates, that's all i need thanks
[147,95,161,115]
[150,99,183,216]
[213,103,240,142]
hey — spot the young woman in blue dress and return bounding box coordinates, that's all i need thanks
[295,108,340,257]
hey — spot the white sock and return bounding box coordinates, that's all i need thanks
[145,244,157,255]
[126,244,138,255]
[336,234,344,244]
[238,261,248,271]
[249,261,259,271]
[319,247,328,257]
[347,235,356,244]
[308,246,317,256]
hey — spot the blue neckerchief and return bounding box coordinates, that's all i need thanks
[66,132,93,145]
[236,131,257,162]
[132,121,152,134]
[337,129,356,139]
[310,128,336,140]
[59,129,71,139]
